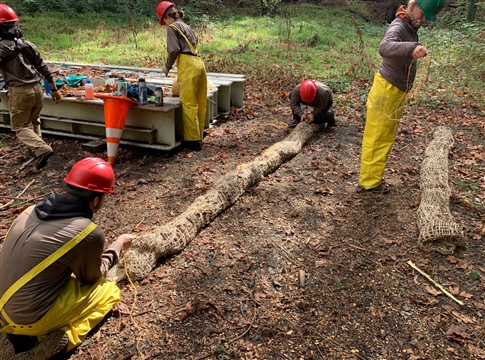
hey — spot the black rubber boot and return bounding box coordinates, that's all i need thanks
[325,110,336,127]
[36,151,53,170]
[183,141,202,151]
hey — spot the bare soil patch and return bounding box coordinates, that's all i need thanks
[1,80,484,360]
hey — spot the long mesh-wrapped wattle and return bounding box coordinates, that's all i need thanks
[107,122,318,282]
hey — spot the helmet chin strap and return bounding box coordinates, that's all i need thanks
[408,13,424,30]
[64,183,99,198]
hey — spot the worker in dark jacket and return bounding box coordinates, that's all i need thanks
[359,0,444,193]
[0,4,62,170]
[157,1,207,151]
[289,80,335,128]
[0,157,135,359]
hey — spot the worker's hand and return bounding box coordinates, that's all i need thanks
[51,90,62,104]
[305,113,315,124]
[117,234,136,251]
[161,65,169,76]
[413,45,428,59]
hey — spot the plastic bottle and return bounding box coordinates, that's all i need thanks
[85,79,94,100]
[117,77,127,97]
[154,86,163,107]
[138,78,147,106]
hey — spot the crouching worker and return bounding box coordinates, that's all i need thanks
[0,157,135,359]
[289,79,335,128]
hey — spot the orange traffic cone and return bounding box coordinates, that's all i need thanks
[94,94,138,165]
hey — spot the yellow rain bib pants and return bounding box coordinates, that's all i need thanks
[0,222,120,351]
[359,73,406,190]
[170,24,207,142]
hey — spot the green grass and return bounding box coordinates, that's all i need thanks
[17,4,485,107]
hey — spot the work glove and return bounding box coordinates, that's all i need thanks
[161,65,169,76]
[51,90,62,104]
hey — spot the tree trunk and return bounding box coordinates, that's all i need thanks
[467,0,477,22]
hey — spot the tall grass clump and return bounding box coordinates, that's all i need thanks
[202,3,381,92]
[408,4,485,110]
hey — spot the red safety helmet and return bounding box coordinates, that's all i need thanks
[64,157,116,194]
[156,1,175,26]
[300,80,317,103]
[0,4,19,24]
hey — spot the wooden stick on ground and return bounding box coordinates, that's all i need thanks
[0,179,35,211]
[407,260,464,306]
[17,157,36,172]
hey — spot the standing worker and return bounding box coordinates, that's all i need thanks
[289,80,335,128]
[359,0,444,193]
[157,1,207,151]
[0,157,135,359]
[0,4,63,170]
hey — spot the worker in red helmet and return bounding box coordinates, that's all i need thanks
[157,1,207,151]
[359,0,444,193]
[0,157,135,359]
[0,4,63,170]
[289,79,335,128]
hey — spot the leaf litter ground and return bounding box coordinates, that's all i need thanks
[0,81,484,360]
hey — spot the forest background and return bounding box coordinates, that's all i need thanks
[4,0,485,111]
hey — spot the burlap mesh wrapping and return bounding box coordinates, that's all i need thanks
[417,126,464,254]
[107,123,317,282]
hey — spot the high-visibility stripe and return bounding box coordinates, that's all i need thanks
[0,222,98,318]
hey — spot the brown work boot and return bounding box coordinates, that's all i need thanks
[12,330,68,360]
[0,333,15,360]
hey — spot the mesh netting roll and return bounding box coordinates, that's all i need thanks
[107,123,318,282]
[417,126,464,254]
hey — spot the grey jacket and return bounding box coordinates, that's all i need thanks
[378,17,420,92]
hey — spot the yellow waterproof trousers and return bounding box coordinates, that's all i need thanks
[177,54,207,141]
[0,277,120,351]
[359,73,406,190]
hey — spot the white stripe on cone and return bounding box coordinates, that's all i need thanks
[107,142,120,164]
[106,127,124,139]
[106,127,124,164]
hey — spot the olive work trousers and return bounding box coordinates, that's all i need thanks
[8,82,52,157]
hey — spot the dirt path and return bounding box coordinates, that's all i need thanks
[1,86,484,359]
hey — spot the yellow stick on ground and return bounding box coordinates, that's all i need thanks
[407,260,464,306]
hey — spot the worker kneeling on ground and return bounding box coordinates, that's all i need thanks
[289,80,335,128]
[0,157,135,359]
